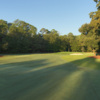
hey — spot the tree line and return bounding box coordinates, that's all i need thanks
[0,0,100,53]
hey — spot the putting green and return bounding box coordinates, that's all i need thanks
[0,53,100,100]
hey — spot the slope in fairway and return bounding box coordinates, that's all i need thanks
[0,53,100,100]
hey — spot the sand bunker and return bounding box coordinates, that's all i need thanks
[70,53,83,55]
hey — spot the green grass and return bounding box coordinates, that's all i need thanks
[0,52,100,100]
[62,52,100,70]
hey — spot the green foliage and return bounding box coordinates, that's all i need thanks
[0,20,8,53]
[71,40,81,52]
[0,17,99,53]
[78,0,100,52]
[1,0,100,54]
[79,23,92,35]
[0,20,8,35]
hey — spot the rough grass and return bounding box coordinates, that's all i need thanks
[0,53,100,100]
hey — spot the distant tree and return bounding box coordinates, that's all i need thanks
[71,39,81,52]
[0,20,8,35]
[7,19,37,53]
[59,35,68,51]
[67,32,74,51]
[94,0,100,10]
[85,36,99,52]
[39,28,50,35]
[0,20,8,53]
[77,0,100,53]
[79,23,92,35]
[9,19,37,36]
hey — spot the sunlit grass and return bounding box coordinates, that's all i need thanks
[0,52,100,100]
[62,53,100,70]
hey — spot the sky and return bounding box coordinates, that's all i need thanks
[0,0,97,35]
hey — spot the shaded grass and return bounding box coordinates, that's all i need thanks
[62,53,100,70]
[0,53,100,100]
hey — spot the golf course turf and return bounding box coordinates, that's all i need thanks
[0,52,100,100]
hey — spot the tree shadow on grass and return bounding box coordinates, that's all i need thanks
[71,56,100,70]
[0,57,100,100]
[0,59,49,71]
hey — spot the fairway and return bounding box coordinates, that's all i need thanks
[0,53,100,100]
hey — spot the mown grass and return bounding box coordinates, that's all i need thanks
[0,53,100,100]
[62,52,100,70]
